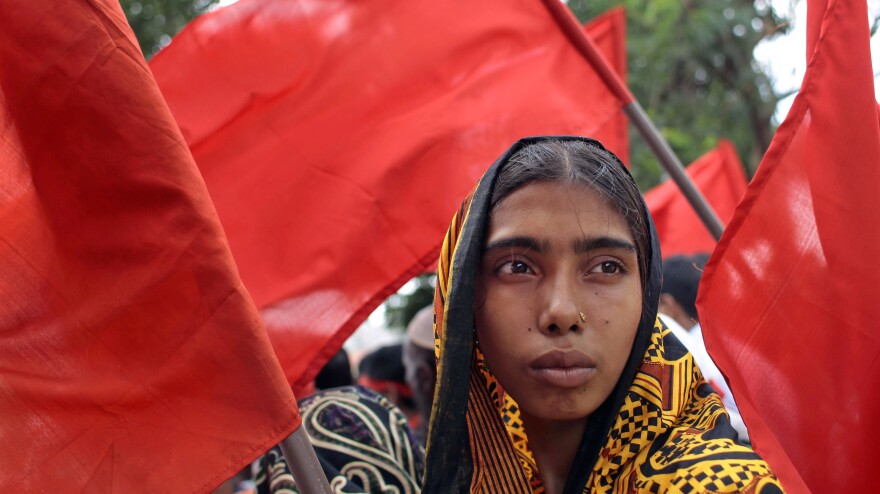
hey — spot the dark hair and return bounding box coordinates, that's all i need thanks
[314,348,354,390]
[490,139,651,287]
[358,344,406,381]
[358,343,415,409]
[660,253,710,320]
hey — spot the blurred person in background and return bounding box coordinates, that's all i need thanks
[254,386,423,493]
[314,348,355,390]
[402,305,438,446]
[357,343,418,427]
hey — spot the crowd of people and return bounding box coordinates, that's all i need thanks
[222,136,783,494]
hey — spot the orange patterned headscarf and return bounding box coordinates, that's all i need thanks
[423,137,782,493]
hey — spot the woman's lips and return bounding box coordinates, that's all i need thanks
[528,349,597,388]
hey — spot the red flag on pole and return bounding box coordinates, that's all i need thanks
[151,0,630,392]
[583,7,629,166]
[697,0,880,491]
[0,0,299,491]
[644,140,747,257]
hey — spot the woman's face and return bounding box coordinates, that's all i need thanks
[476,181,642,426]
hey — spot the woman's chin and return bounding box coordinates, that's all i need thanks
[519,400,598,426]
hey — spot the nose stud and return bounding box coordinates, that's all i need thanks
[579,311,587,323]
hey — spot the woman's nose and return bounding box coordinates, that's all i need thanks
[537,275,583,335]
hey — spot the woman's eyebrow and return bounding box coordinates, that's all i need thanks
[483,236,547,254]
[573,236,636,254]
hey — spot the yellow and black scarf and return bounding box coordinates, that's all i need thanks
[423,136,783,493]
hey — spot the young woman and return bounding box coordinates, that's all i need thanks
[423,137,782,493]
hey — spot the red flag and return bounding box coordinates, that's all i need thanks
[697,0,880,491]
[644,140,747,257]
[0,0,299,491]
[151,0,630,392]
[583,7,629,166]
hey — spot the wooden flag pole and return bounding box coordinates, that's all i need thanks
[623,101,725,240]
[279,427,332,494]
[542,0,725,241]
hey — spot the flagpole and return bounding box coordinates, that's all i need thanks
[279,428,332,494]
[541,0,725,241]
[622,102,725,240]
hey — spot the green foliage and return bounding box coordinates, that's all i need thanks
[569,0,790,189]
[383,275,435,332]
[119,0,218,58]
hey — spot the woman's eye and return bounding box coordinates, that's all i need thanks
[592,260,624,275]
[601,261,619,274]
[500,260,532,275]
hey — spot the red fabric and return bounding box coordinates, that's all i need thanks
[151,0,629,392]
[806,0,829,60]
[696,0,880,492]
[0,1,299,491]
[583,7,629,166]
[545,0,634,105]
[644,140,747,257]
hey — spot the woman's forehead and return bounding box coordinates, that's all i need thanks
[487,181,632,243]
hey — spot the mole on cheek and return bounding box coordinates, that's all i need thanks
[605,320,610,325]
[528,327,532,332]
